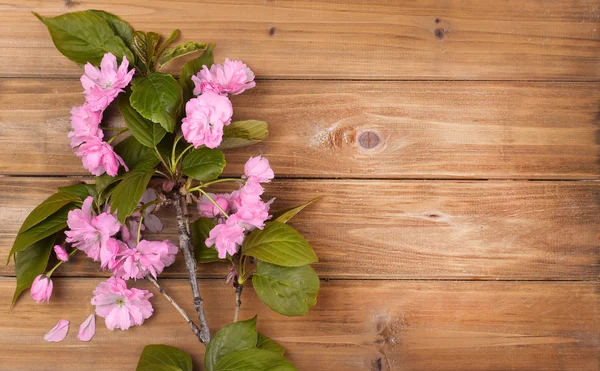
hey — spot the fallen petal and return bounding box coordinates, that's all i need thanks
[44,320,69,342]
[77,314,96,342]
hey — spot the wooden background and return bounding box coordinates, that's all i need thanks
[0,1,599,370]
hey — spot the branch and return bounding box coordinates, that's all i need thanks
[146,275,203,341]
[233,283,244,322]
[173,192,211,344]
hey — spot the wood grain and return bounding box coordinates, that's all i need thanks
[1,177,598,280]
[0,0,599,80]
[1,278,597,371]
[1,79,599,179]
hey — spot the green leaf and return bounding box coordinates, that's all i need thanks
[179,44,214,102]
[132,31,149,72]
[86,10,133,47]
[18,192,80,233]
[32,11,134,66]
[257,333,285,355]
[119,95,167,147]
[242,222,317,267]
[136,344,192,371]
[191,218,224,263]
[205,316,258,371]
[109,164,155,223]
[272,197,322,224]
[156,29,180,62]
[130,72,183,132]
[181,147,226,181]
[113,135,159,170]
[220,120,269,150]
[8,205,72,262]
[214,349,297,371]
[57,184,96,200]
[159,41,207,67]
[252,262,319,316]
[146,32,161,70]
[12,235,55,307]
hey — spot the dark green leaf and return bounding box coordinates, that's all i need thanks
[181,147,226,181]
[179,44,214,102]
[132,31,149,72]
[109,164,155,223]
[32,11,134,66]
[136,344,192,371]
[159,41,207,67]
[57,184,96,200]
[86,10,133,47]
[95,174,123,204]
[214,349,296,371]
[191,218,224,263]
[156,29,180,62]
[272,197,322,224]
[130,72,183,132]
[119,95,167,147]
[113,135,159,170]
[256,333,285,355]
[8,205,72,262]
[205,316,258,371]
[242,222,317,267]
[18,192,80,233]
[252,262,319,316]
[220,120,269,150]
[12,235,55,307]
[146,32,161,70]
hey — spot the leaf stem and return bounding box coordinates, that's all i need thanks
[187,178,243,192]
[153,145,173,178]
[106,128,129,144]
[174,143,195,166]
[196,188,230,218]
[46,249,78,277]
[170,134,183,173]
[100,127,128,131]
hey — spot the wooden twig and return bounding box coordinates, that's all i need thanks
[233,283,244,322]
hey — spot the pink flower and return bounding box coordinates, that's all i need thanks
[81,53,135,112]
[77,314,96,342]
[109,240,178,280]
[75,136,128,176]
[65,196,121,261]
[30,274,53,303]
[53,245,69,262]
[44,320,69,342]
[234,198,272,231]
[91,276,153,331]
[181,92,233,149]
[244,156,274,183]
[229,181,264,212]
[192,58,255,96]
[206,216,246,259]
[100,238,129,270]
[68,105,103,148]
[197,193,230,218]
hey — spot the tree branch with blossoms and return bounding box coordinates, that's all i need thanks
[10,10,321,370]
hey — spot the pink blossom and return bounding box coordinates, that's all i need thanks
[109,240,178,280]
[192,58,255,96]
[44,320,69,342]
[65,196,121,261]
[206,216,246,258]
[91,276,153,331]
[181,92,233,149]
[100,238,129,270]
[53,245,69,262]
[81,53,135,112]
[234,198,272,231]
[244,156,274,183]
[68,105,103,148]
[229,180,265,212]
[77,314,96,342]
[30,274,53,303]
[197,193,230,218]
[75,136,128,176]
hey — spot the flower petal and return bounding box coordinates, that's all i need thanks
[77,314,96,342]
[44,320,69,342]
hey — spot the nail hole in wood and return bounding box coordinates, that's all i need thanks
[268,27,276,36]
[435,18,441,23]
[434,28,444,40]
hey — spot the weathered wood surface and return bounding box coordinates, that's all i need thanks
[0,1,599,80]
[1,79,599,179]
[1,278,598,371]
[1,177,598,280]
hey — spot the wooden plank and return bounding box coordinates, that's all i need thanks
[1,177,598,280]
[0,278,597,371]
[1,79,599,179]
[0,1,599,80]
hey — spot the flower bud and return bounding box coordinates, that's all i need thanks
[31,274,53,303]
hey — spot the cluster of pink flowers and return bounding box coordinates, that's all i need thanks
[69,53,133,176]
[182,59,255,149]
[200,156,274,258]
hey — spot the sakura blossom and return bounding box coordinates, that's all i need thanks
[30,274,53,303]
[75,136,128,176]
[181,91,233,149]
[205,215,246,258]
[53,245,69,262]
[192,58,255,96]
[243,156,274,183]
[68,104,103,148]
[44,320,69,343]
[108,240,178,280]
[91,276,153,331]
[80,53,135,112]
[197,192,231,218]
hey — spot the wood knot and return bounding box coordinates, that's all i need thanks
[268,27,276,36]
[435,18,441,24]
[434,28,445,40]
[358,131,380,149]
